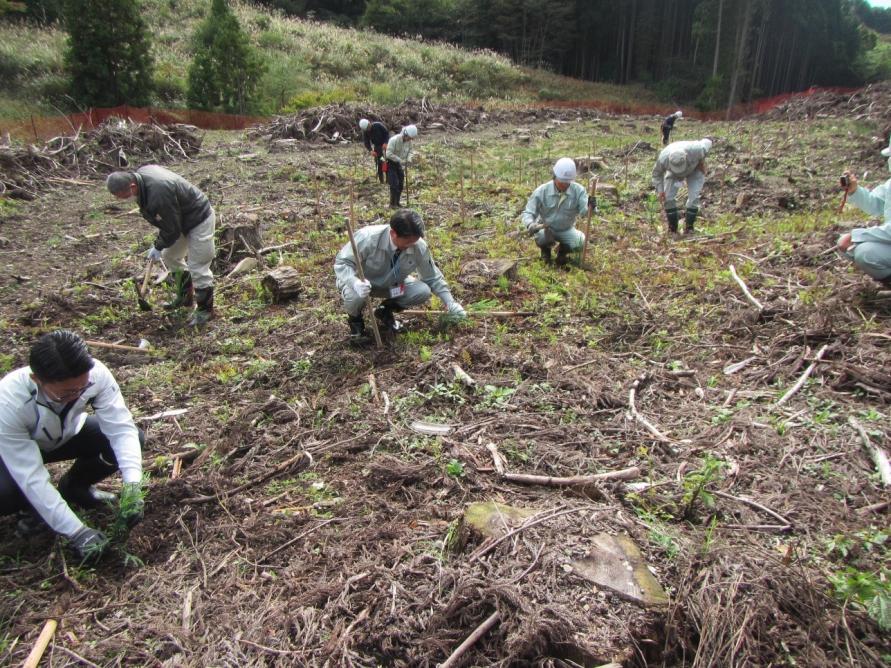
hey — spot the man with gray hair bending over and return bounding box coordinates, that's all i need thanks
[652,138,712,236]
[106,166,216,326]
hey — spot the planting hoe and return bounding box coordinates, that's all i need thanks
[134,259,154,311]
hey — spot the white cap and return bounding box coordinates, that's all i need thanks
[403,124,418,138]
[668,151,687,175]
[881,137,891,157]
[553,157,577,182]
[701,138,713,152]
[675,110,683,118]
[359,119,370,130]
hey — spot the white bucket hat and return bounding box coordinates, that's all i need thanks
[668,150,687,175]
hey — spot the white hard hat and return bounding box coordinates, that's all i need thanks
[881,136,891,157]
[701,138,713,152]
[675,110,683,118]
[553,157,577,182]
[668,150,687,175]
[403,124,418,138]
[359,119,370,130]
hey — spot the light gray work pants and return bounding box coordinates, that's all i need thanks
[161,210,216,289]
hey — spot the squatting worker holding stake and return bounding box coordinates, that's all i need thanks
[652,138,712,235]
[838,137,891,288]
[0,330,144,562]
[359,118,390,184]
[522,157,595,266]
[106,166,216,326]
[334,209,466,341]
[384,124,417,208]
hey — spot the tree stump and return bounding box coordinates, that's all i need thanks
[218,221,263,264]
[262,266,302,304]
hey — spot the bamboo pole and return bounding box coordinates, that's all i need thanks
[23,619,58,668]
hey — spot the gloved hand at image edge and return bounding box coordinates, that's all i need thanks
[146,247,163,262]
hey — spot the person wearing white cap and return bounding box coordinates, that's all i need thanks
[652,138,712,235]
[661,110,683,145]
[838,137,891,287]
[359,118,390,184]
[384,124,418,208]
[521,157,595,266]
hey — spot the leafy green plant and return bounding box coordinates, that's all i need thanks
[445,459,465,478]
[829,568,891,630]
[479,384,516,408]
[681,454,727,520]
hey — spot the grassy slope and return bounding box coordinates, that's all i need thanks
[0,0,658,120]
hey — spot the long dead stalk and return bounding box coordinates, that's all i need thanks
[775,344,828,407]
[847,416,891,487]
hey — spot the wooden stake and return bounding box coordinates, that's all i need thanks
[23,619,58,668]
[85,339,153,353]
[460,163,466,227]
[347,179,383,348]
[401,309,532,318]
[580,176,598,267]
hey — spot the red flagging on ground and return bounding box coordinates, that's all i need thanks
[2,105,266,142]
[0,86,864,142]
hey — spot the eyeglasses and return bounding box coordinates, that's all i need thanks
[43,381,94,403]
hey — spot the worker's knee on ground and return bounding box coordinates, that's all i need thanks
[851,242,891,279]
[562,229,585,250]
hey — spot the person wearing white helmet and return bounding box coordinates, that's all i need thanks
[838,136,891,287]
[383,124,418,208]
[661,110,683,146]
[521,157,595,266]
[359,118,390,184]
[652,138,712,235]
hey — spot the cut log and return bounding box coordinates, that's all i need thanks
[458,258,518,286]
[262,266,303,304]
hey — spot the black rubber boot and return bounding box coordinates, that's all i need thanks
[164,270,193,310]
[555,243,571,267]
[348,315,367,340]
[665,208,680,234]
[374,302,403,332]
[188,287,214,327]
[540,246,553,265]
[59,457,117,510]
[684,207,698,235]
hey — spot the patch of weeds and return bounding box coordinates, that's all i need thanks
[445,459,465,478]
[0,352,15,374]
[634,507,680,560]
[426,381,467,405]
[828,568,891,631]
[419,345,432,362]
[502,440,532,464]
[479,384,516,408]
[290,357,312,376]
[219,336,256,354]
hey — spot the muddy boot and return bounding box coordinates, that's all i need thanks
[555,243,571,267]
[684,207,698,235]
[164,270,193,310]
[665,208,679,235]
[188,287,214,327]
[347,315,367,342]
[540,246,553,265]
[59,457,117,510]
[374,302,403,332]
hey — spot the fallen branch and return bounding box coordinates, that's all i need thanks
[728,263,764,311]
[713,490,793,527]
[774,344,828,407]
[501,466,640,487]
[85,339,153,353]
[439,611,501,668]
[261,517,341,562]
[847,416,891,487]
[627,374,673,444]
[23,619,57,668]
[401,309,534,318]
[182,450,312,504]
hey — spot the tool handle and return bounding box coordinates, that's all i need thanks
[141,259,154,293]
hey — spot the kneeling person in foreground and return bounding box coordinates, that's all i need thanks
[0,330,144,562]
[334,209,466,339]
[522,157,594,266]
[106,166,216,326]
[838,137,891,288]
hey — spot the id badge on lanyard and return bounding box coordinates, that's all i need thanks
[390,250,404,298]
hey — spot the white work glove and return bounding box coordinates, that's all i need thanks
[146,247,162,262]
[68,526,109,563]
[445,302,467,323]
[351,278,371,298]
